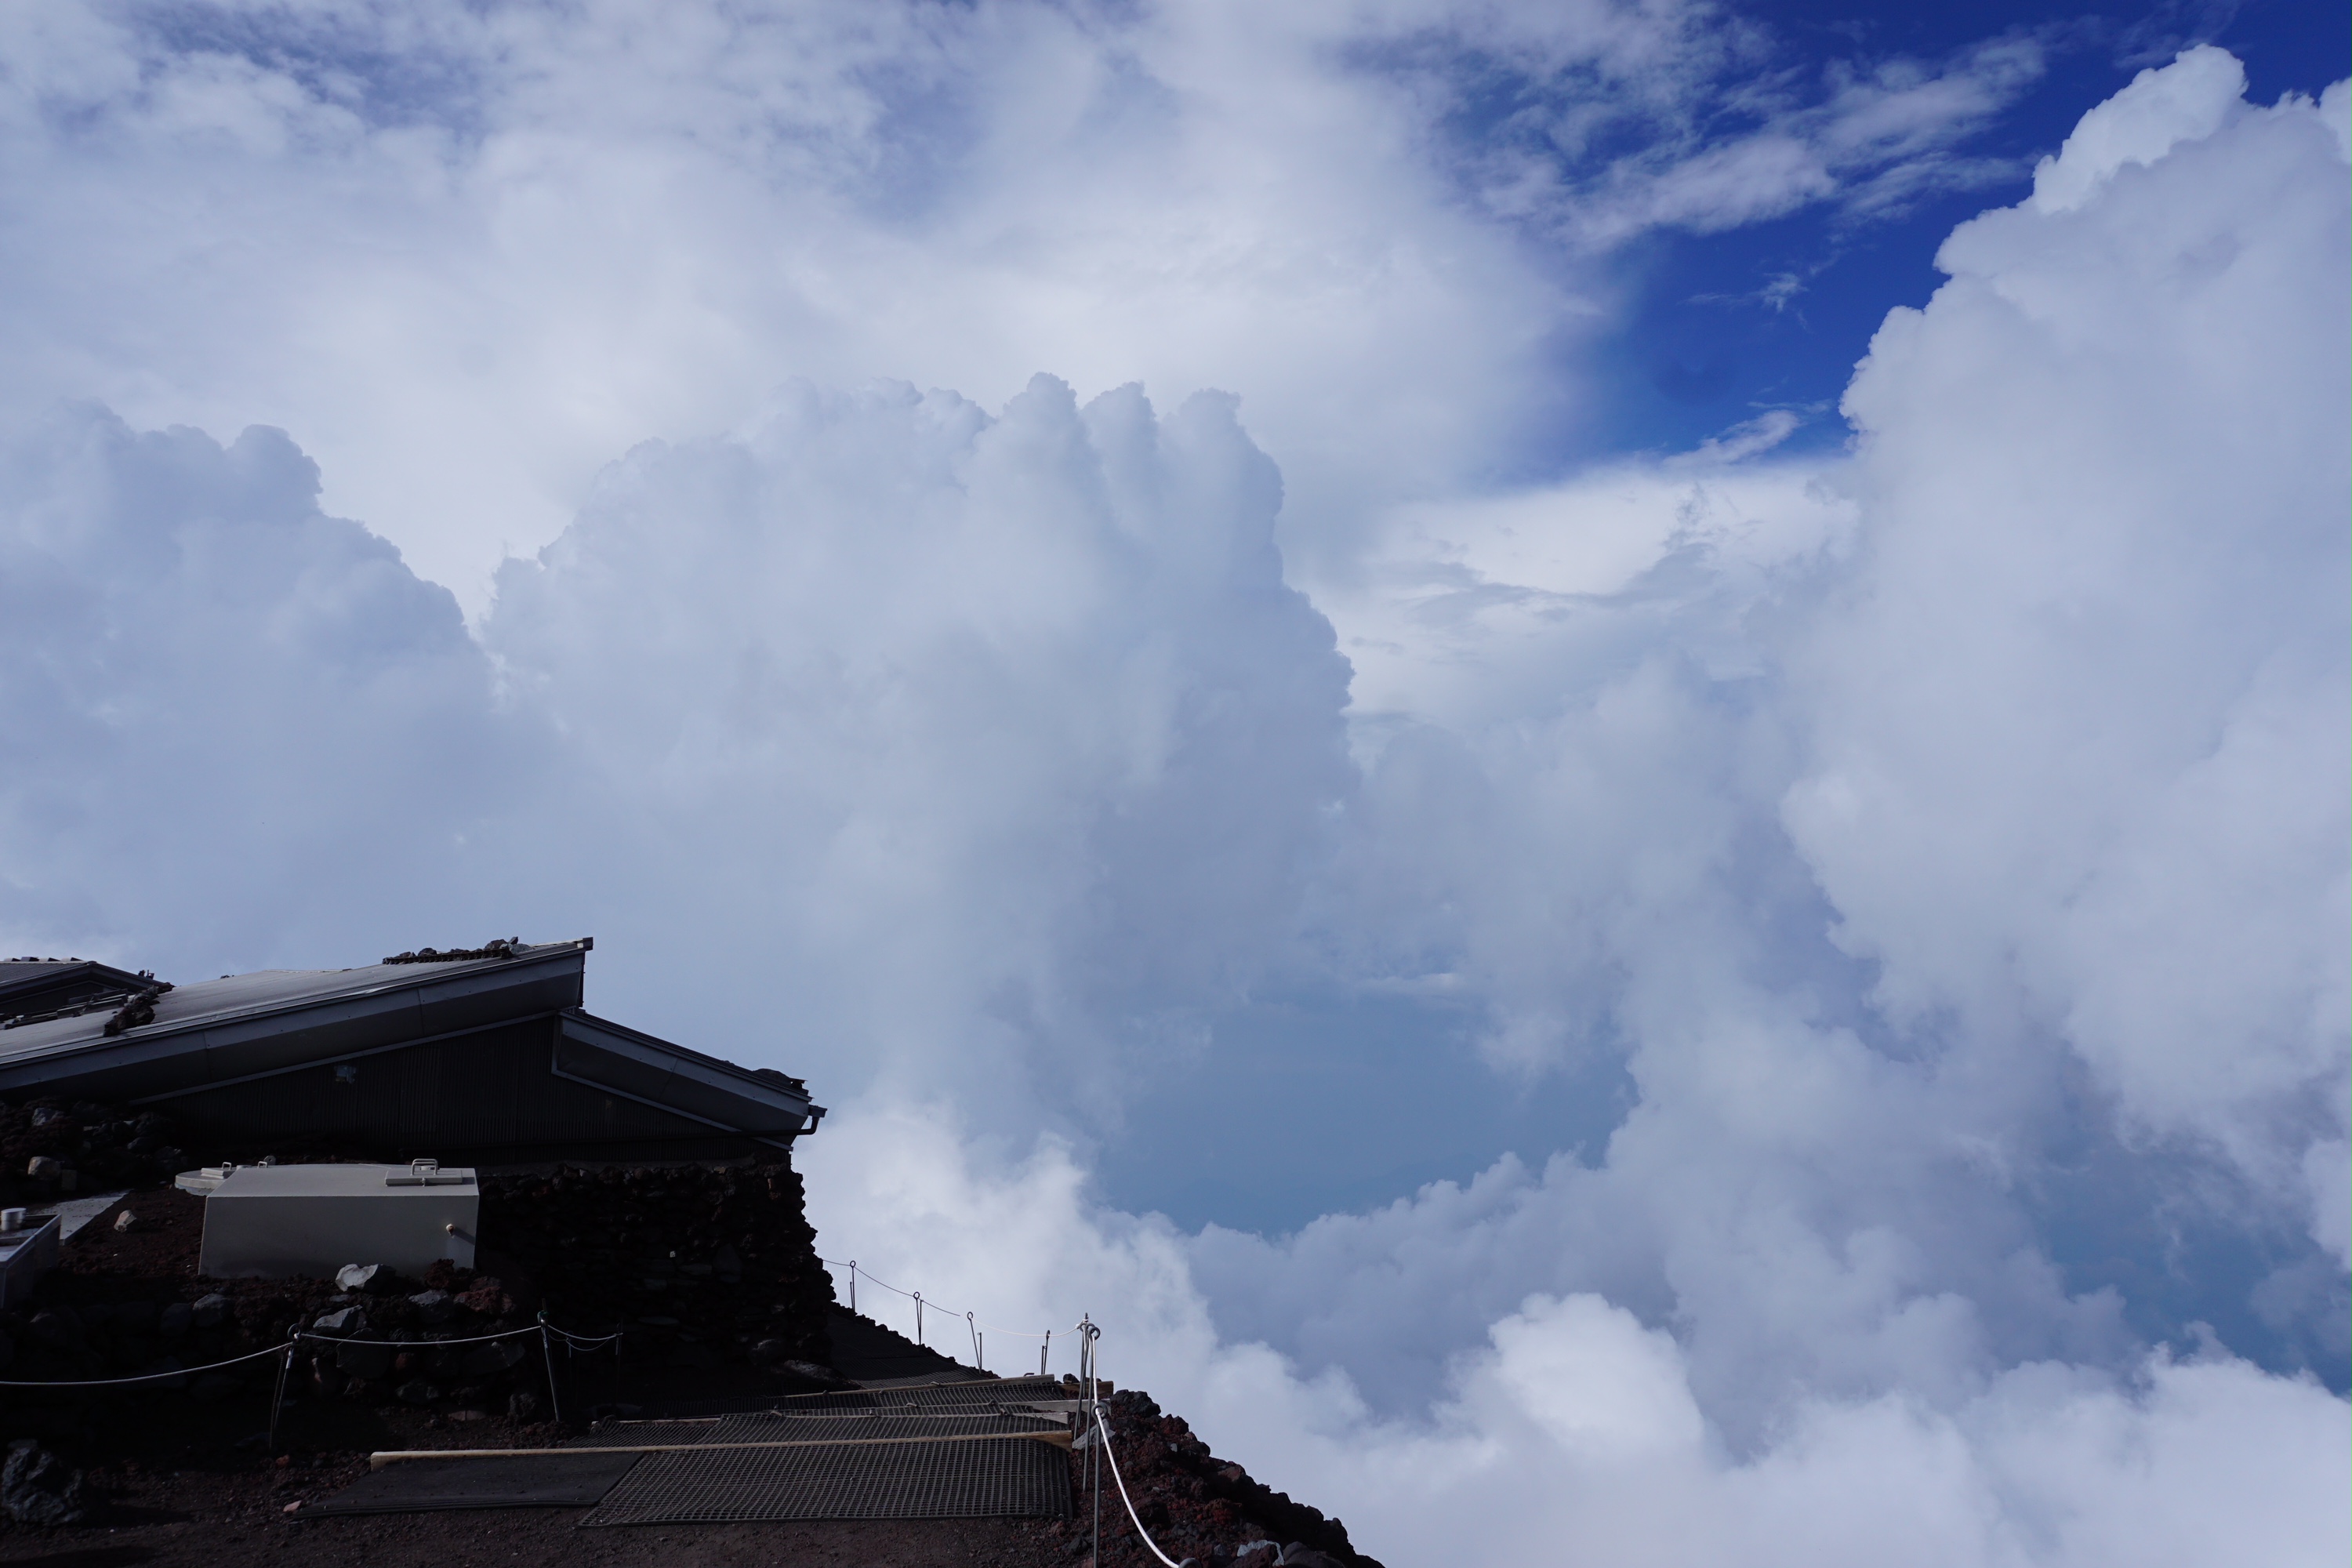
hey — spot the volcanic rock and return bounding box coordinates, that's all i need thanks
[1,1440,85,1525]
[310,1306,365,1337]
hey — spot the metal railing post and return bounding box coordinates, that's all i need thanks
[1079,1316,1102,1568]
[267,1340,295,1451]
[538,1316,565,1424]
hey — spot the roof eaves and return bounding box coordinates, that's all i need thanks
[0,959,155,1010]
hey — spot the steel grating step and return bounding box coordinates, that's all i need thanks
[565,1420,727,1449]
[354,1381,1086,1525]
[715,1411,1063,1440]
[576,1410,1069,1446]
[765,1374,1071,1414]
[576,1433,1073,1526]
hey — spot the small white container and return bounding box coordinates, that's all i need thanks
[199,1162,477,1280]
[0,1215,61,1305]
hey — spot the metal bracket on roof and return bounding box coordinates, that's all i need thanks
[383,1158,473,1187]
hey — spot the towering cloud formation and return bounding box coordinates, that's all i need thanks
[0,45,2343,1568]
[0,409,514,962]
[1179,54,2346,1559]
[0,376,1355,1125]
[815,51,2349,1563]
[482,376,1353,1119]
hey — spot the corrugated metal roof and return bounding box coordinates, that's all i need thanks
[0,939,822,1156]
[0,940,593,1072]
[0,942,586,1062]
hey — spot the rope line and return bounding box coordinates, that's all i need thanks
[818,1256,1069,1343]
[1093,1406,1186,1568]
[293,1326,538,1348]
[2,1318,626,1391]
[0,1341,290,1389]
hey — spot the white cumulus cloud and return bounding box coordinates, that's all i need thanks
[0,0,2074,608]
[0,32,2342,1568]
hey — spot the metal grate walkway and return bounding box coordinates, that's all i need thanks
[565,1420,725,1449]
[322,1376,1087,1526]
[579,1410,1068,1446]
[577,1432,1073,1525]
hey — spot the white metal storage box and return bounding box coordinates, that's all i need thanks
[0,1214,60,1306]
[198,1160,477,1279]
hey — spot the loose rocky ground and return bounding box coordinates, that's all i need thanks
[0,1473,1072,1568]
[0,1370,1381,1567]
[0,1094,1383,1567]
[0,1433,1366,1567]
[2,1107,839,1416]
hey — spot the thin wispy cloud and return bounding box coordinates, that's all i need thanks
[1,0,2082,605]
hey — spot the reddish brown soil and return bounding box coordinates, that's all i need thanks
[45,1188,206,1284]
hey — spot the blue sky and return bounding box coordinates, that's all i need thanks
[1575,0,2350,460]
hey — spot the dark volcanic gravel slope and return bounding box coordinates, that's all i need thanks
[1047,1388,1386,1568]
[0,1092,1388,1566]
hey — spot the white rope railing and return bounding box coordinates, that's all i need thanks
[0,1341,289,1389]
[546,1326,625,1349]
[0,1314,627,1443]
[292,1325,538,1348]
[1094,1403,1187,1568]
[1069,1316,1200,1568]
[821,1256,1071,1374]
[292,1322,617,1352]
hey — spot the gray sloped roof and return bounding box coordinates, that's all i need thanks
[0,940,818,1148]
[0,941,593,1095]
